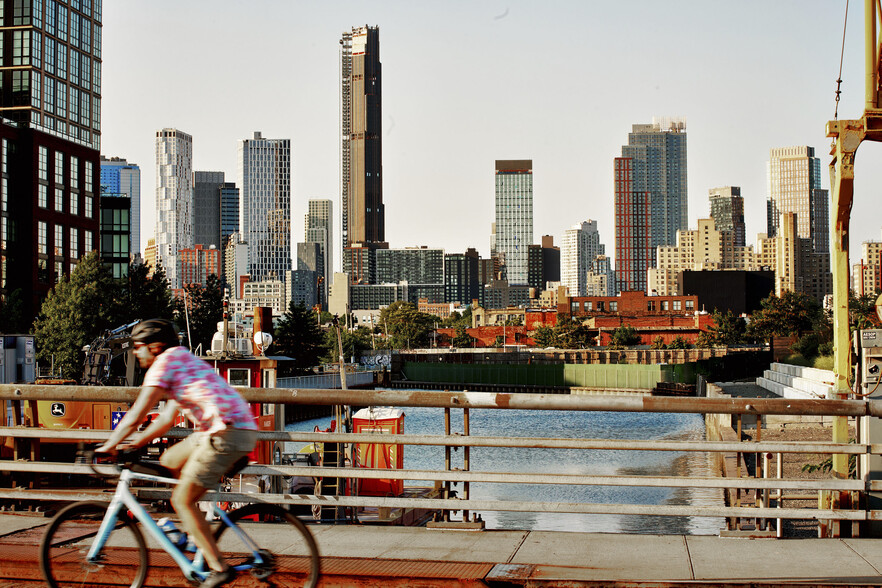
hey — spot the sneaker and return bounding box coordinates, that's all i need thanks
[200,567,235,588]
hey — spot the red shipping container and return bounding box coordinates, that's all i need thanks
[352,407,404,496]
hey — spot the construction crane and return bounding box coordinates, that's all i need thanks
[81,320,141,386]
[825,0,882,535]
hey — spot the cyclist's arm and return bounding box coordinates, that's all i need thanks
[125,399,179,450]
[97,385,166,453]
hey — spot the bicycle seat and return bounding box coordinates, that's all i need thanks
[129,460,177,479]
[224,456,250,478]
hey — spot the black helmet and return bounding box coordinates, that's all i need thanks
[131,319,179,349]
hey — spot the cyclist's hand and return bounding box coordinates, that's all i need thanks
[117,442,140,453]
[94,444,118,457]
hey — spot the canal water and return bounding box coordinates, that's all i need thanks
[286,401,725,535]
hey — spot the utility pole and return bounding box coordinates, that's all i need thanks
[825,0,882,536]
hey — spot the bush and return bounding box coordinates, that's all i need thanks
[818,341,834,356]
[650,336,665,350]
[781,353,812,367]
[791,333,820,359]
[813,355,834,371]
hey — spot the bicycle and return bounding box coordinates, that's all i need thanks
[39,449,320,588]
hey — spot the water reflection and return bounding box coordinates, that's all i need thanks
[287,403,725,535]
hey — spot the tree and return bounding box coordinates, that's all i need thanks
[34,252,123,379]
[176,274,223,352]
[650,335,666,350]
[667,335,691,349]
[274,302,325,375]
[119,261,175,324]
[0,288,29,333]
[323,324,372,363]
[378,301,435,349]
[850,291,881,331]
[532,325,557,348]
[703,309,747,346]
[607,324,641,350]
[452,324,475,347]
[554,316,594,349]
[746,291,822,342]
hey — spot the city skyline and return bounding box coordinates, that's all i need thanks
[101,2,882,272]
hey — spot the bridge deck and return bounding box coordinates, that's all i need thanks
[3,513,882,587]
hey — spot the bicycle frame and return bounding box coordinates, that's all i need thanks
[87,466,266,583]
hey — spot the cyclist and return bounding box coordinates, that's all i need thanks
[97,318,258,588]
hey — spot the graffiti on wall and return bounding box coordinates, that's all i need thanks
[360,353,391,369]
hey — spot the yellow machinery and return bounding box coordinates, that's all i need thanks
[826,0,882,535]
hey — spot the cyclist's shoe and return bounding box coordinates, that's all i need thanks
[200,567,235,588]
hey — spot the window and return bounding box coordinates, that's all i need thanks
[69,155,79,187]
[54,151,64,184]
[55,187,63,211]
[84,160,93,192]
[647,301,656,312]
[661,300,669,311]
[610,301,618,311]
[69,227,78,259]
[38,221,47,254]
[69,191,78,215]
[84,230,92,253]
[685,300,694,310]
[597,301,605,312]
[84,194,92,217]
[571,301,579,314]
[586,301,593,311]
[54,224,62,256]
[38,184,47,208]
[673,300,681,311]
[228,369,250,387]
[54,261,63,282]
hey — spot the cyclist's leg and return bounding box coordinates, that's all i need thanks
[160,431,202,477]
[172,478,226,571]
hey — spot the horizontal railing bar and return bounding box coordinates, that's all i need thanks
[0,487,859,521]
[0,427,869,455]
[2,384,881,417]
[0,461,863,491]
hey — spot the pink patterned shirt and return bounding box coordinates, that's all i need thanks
[142,346,257,433]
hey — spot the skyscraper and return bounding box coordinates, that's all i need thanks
[193,171,225,249]
[100,157,141,256]
[340,26,386,281]
[445,248,480,306]
[614,118,687,293]
[494,159,533,285]
[305,198,333,297]
[155,128,193,289]
[767,146,830,254]
[562,220,605,297]
[0,1,103,321]
[219,182,240,251]
[709,186,746,248]
[238,131,291,282]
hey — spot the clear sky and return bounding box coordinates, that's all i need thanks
[101,0,882,272]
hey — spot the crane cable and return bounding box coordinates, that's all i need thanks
[834,0,850,120]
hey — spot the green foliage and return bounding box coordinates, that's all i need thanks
[780,353,813,367]
[324,325,372,363]
[813,355,834,370]
[704,309,747,346]
[607,324,641,350]
[850,291,881,331]
[802,439,857,478]
[531,325,557,348]
[0,288,29,333]
[378,301,436,349]
[746,291,822,342]
[175,274,223,352]
[694,331,715,348]
[667,335,691,349]
[818,341,834,357]
[791,332,821,359]
[119,261,175,324]
[554,316,594,349]
[33,252,123,379]
[494,335,505,347]
[441,306,472,329]
[650,336,666,350]
[504,315,523,327]
[451,324,475,348]
[274,302,325,375]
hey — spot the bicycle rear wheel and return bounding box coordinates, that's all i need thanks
[40,501,148,588]
[214,503,320,588]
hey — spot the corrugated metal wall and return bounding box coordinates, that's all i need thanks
[401,362,671,389]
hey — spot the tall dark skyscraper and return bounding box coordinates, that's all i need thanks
[614,118,687,293]
[709,186,746,248]
[193,171,225,248]
[0,1,103,322]
[340,25,386,283]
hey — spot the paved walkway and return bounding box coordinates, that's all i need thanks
[3,512,882,586]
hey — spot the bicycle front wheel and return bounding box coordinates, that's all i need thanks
[214,503,320,588]
[40,501,149,588]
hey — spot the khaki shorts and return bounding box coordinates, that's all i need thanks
[164,428,258,489]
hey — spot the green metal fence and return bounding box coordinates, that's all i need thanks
[402,362,672,389]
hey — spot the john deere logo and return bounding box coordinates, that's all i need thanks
[50,403,65,417]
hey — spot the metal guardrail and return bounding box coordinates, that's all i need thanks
[1,384,879,527]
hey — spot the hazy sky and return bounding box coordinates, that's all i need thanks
[101,1,882,272]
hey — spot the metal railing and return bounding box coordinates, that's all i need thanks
[1,384,880,530]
